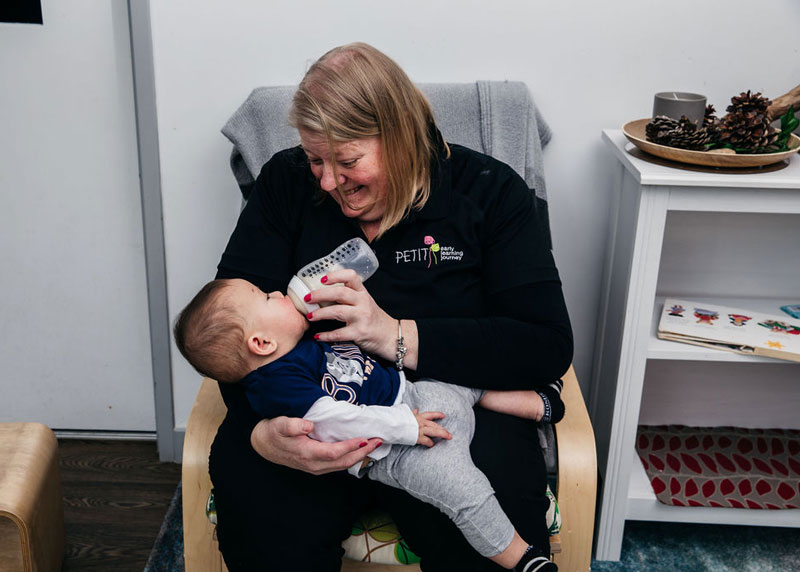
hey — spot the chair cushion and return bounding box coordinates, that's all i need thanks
[342,508,421,565]
[205,485,560,565]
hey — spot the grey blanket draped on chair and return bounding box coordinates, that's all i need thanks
[221,81,553,246]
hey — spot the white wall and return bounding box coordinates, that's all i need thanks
[149,0,800,428]
[0,0,155,430]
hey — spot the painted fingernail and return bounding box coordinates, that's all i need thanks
[376,441,383,448]
[314,334,320,340]
[307,312,313,319]
[304,293,311,302]
[359,441,367,448]
[320,275,328,284]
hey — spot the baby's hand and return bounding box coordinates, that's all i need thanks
[413,409,452,447]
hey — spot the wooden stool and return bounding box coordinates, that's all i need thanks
[0,423,65,572]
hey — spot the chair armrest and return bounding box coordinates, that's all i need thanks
[182,378,229,572]
[552,365,597,572]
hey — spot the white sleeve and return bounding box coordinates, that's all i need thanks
[304,396,418,446]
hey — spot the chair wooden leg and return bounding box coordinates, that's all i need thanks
[551,366,597,572]
[183,379,229,572]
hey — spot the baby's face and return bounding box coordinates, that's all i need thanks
[226,279,308,346]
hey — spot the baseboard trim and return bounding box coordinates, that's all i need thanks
[55,428,186,463]
[55,429,157,440]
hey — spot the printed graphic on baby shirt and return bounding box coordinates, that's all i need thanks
[322,343,366,403]
[394,234,464,267]
[317,342,400,407]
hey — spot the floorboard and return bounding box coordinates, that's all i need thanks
[58,439,181,571]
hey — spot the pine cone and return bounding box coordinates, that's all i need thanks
[727,91,771,115]
[704,104,717,125]
[645,115,717,150]
[719,91,780,153]
[703,104,720,129]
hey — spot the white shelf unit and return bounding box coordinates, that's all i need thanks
[591,130,800,561]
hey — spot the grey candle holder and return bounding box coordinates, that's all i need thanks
[653,92,706,126]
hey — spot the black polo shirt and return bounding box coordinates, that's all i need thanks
[217,142,573,431]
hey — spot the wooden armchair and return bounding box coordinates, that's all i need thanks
[184,81,596,571]
[182,365,596,572]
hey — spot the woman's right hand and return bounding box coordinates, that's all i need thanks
[306,269,418,368]
[250,416,383,475]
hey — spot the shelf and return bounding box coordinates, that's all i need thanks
[648,296,796,363]
[627,451,800,527]
[595,131,800,560]
[602,129,800,190]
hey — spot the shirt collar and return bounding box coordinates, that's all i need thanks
[404,127,451,223]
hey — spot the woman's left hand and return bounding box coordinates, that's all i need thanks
[304,269,398,361]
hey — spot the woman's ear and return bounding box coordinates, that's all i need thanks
[248,335,277,357]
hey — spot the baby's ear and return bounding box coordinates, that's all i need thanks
[248,335,277,357]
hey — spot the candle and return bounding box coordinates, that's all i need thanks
[653,92,707,126]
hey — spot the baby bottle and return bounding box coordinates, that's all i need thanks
[287,238,380,315]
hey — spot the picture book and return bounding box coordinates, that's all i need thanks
[657,298,800,363]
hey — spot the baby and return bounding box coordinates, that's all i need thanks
[174,278,564,572]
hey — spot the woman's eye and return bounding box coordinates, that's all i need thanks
[340,159,358,168]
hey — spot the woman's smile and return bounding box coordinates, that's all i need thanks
[298,130,388,224]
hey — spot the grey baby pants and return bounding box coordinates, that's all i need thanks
[367,380,515,557]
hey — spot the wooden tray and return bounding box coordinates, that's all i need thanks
[623,118,800,168]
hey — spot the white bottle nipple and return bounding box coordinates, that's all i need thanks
[287,276,320,314]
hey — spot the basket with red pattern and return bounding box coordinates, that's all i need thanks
[636,425,800,509]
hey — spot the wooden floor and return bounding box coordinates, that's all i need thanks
[58,439,181,571]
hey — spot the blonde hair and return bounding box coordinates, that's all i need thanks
[173,280,251,384]
[289,42,448,238]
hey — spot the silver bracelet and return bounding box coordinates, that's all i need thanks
[395,319,407,371]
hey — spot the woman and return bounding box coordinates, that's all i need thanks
[211,42,573,571]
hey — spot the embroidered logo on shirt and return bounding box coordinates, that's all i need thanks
[394,235,464,266]
[424,235,440,267]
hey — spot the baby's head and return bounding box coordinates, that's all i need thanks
[174,278,308,383]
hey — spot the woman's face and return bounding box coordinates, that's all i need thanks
[299,130,388,225]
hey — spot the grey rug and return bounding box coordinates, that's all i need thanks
[145,484,800,571]
[591,520,800,572]
[143,483,184,572]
